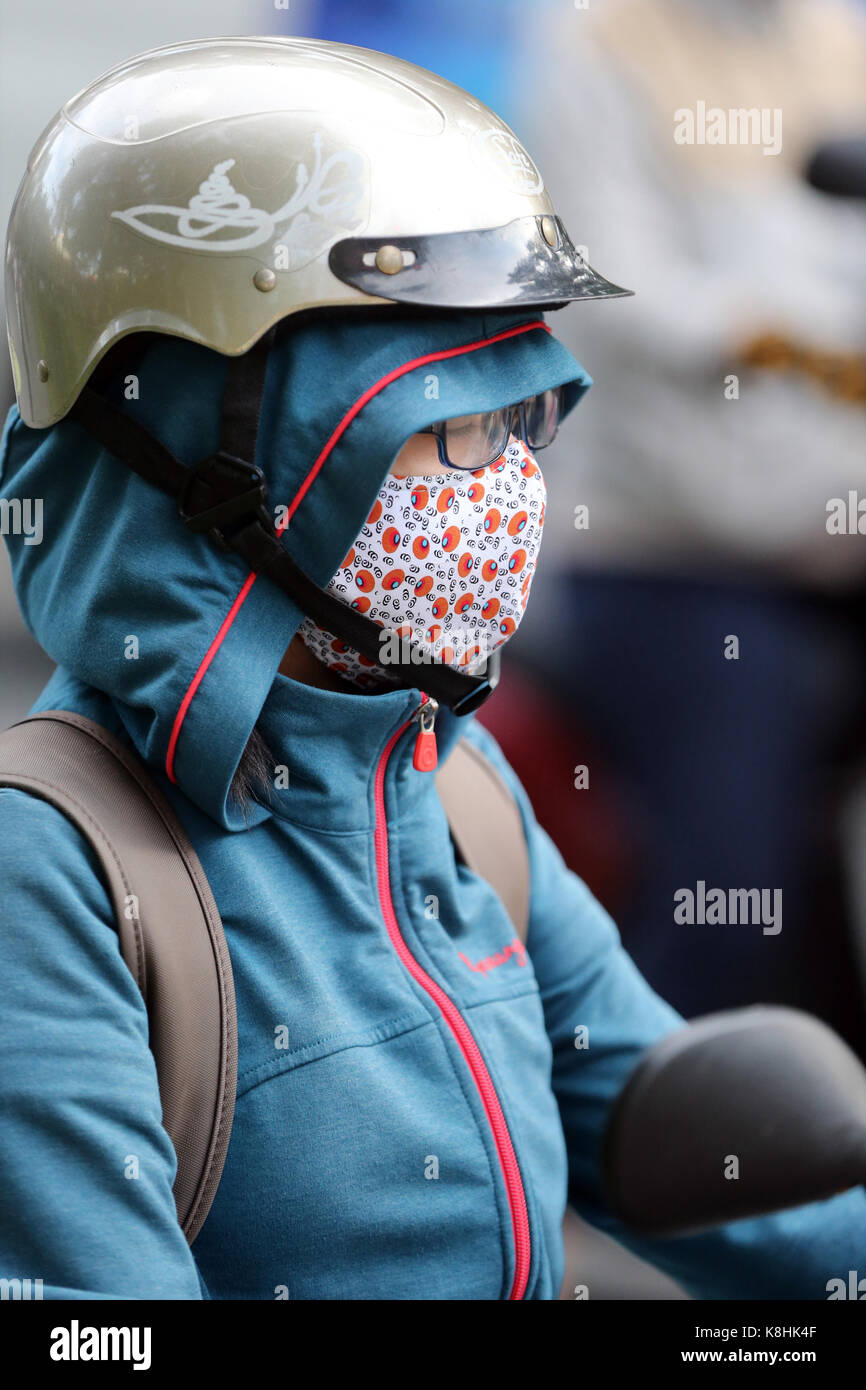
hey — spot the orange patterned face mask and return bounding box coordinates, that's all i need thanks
[298,440,546,688]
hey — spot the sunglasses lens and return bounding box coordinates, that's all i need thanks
[441,407,513,470]
[523,387,562,449]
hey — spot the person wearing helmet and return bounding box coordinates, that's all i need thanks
[0,37,864,1301]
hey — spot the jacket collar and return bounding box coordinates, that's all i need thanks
[253,671,466,832]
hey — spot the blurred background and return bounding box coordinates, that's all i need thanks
[3,0,866,1297]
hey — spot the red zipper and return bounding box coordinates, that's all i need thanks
[373,705,531,1300]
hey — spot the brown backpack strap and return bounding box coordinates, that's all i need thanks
[436,737,530,944]
[0,710,236,1245]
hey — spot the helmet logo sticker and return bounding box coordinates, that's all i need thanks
[110,134,366,263]
[474,128,544,196]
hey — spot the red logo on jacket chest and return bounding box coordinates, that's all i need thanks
[458,936,528,976]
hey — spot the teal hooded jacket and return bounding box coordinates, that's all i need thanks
[1,308,864,1300]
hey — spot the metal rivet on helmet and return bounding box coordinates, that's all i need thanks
[374,245,405,276]
[253,268,277,293]
[540,216,559,248]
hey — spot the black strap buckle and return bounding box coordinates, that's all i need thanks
[450,648,502,716]
[178,451,272,552]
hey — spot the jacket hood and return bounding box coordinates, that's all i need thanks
[0,308,591,829]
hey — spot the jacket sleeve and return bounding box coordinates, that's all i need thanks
[466,722,866,1300]
[0,788,203,1299]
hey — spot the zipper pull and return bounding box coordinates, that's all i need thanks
[413,697,439,772]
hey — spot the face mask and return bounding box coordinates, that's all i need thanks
[298,439,546,689]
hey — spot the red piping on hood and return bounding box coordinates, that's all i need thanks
[165,319,549,782]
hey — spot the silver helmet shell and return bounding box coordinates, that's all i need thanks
[5,35,629,427]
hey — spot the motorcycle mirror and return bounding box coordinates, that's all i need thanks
[603,1006,866,1237]
[805,135,866,198]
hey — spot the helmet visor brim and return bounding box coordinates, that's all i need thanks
[328,214,632,311]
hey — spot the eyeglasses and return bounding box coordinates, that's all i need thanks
[419,386,563,472]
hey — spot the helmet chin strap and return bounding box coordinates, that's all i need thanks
[68,337,500,717]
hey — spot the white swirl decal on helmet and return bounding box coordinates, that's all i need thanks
[110,135,365,258]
